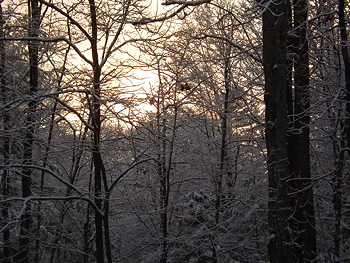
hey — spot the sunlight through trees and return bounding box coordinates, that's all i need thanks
[0,0,349,262]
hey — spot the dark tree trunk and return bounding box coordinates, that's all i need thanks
[263,0,317,261]
[263,1,294,262]
[102,158,112,263]
[103,198,113,263]
[159,102,168,263]
[339,0,350,150]
[19,1,40,262]
[156,71,179,263]
[215,45,231,225]
[0,2,10,262]
[333,0,350,257]
[88,1,105,262]
[84,168,94,263]
[333,136,344,258]
[287,0,317,261]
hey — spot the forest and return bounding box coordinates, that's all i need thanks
[0,0,349,262]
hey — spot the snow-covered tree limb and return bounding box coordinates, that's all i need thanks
[0,164,82,195]
[195,34,262,64]
[132,0,211,25]
[0,37,92,65]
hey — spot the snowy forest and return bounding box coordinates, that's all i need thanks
[0,0,349,262]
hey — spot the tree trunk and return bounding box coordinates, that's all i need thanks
[19,1,40,262]
[103,198,113,263]
[339,0,350,150]
[264,0,317,261]
[159,98,168,263]
[0,2,10,262]
[333,0,350,257]
[287,0,317,261]
[215,45,231,225]
[88,1,105,262]
[263,0,294,262]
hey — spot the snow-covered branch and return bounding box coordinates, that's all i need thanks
[55,97,94,130]
[195,34,262,64]
[132,0,211,25]
[0,37,92,65]
[0,196,104,216]
[0,164,82,195]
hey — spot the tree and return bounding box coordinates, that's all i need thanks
[287,0,317,260]
[262,0,317,261]
[262,0,293,261]
[19,1,41,262]
[334,0,350,259]
[3,0,350,262]
[1,0,208,262]
[132,1,267,261]
[0,1,11,262]
[306,0,350,260]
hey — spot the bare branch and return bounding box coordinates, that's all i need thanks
[107,157,153,197]
[195,34,262,64]
[132,0,211,25]
[0,164,82,195]
[0,37,92,65]
[162,0,211,6]
[55,97,94,130]
[100,0,132,67]
[0,196,104,216]
[37,0,92,42]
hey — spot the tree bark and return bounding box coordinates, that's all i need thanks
[339,0,350,150]
[333,0,350,257]
[215,45,231,225]
[263,0,294,262]
[88,1,105,262]
[0,2,10,262]
[19,1,40,262]
[158,89,168,263]
[287,0,317,261]
[264,0,317,261]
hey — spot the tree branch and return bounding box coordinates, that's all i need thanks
[0,196,104,216]
[162,0,211,6]
[37,0,92,42]
[195,34,262,64]
[0,37,92,65]
[0,164,82,195]
[55,97,94,130]
[132,0,211,25]
[107,157,153,198]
